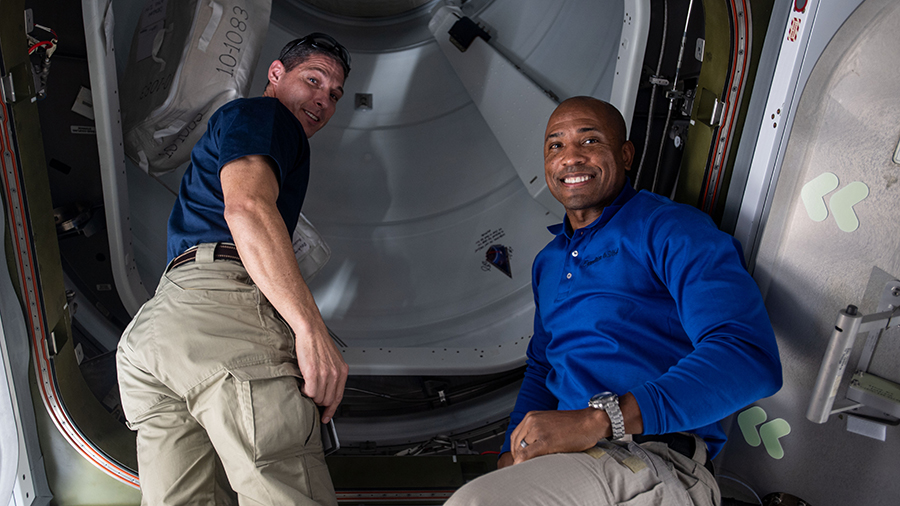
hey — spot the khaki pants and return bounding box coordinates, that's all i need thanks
[116,244,336,506]
[446,436,720,506]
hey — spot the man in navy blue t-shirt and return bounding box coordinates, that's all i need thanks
[118,34,351,505]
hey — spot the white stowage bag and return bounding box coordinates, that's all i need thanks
[292,213,331,281]
[121,0,271,174]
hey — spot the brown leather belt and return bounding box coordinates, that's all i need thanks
[168,243,241,272]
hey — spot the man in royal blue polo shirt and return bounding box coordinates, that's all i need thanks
[447,97,782,506]
[117,34,351,505]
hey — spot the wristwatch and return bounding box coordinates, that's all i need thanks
[589,392,625,440]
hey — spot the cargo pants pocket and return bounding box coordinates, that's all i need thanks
[228,364,321,466]
[206,364,336,505]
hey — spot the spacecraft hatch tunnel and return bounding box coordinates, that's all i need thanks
[2,0,812,499]
[53,0,712,458]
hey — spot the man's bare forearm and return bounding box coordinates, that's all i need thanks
[221,155,348,421]
[225,180,322,332]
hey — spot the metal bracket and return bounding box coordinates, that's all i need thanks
[24,8,34,34]
[877,281,900,311]
[694,38,705,62]
[847,371,900,419]
[857,280,900,371]
[48,331,60,356]
[0,72,13,103]
[649,75,670,86]
[429,5,564,218]
[0,62,35,104]
[807,280,900,426]
[696,87,725,127]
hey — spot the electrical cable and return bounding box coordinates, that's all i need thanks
[651,0,694,193]
[26,21,58,100]
[28,41,54,54]
[344,370,521,405]
[633,0,668,189]
[327,326,347,347]
[395,436,453,456]
[344,386,435,403]
[717,474,762,505]
[33,23,57,37]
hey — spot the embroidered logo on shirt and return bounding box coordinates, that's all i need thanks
[584,248,618,267]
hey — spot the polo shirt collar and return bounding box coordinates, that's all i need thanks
[547,180,638,238]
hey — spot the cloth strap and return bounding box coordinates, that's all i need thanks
[632,432,714,475]
[627,441,693,506]
[168,243,241,272]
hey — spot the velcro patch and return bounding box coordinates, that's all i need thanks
[621,455,647,473]
[584,447,606,459]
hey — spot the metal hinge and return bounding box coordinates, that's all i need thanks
[1,62,35,104]
[0,72,14,103]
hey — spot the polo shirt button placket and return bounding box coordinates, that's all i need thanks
[567,244,579,281]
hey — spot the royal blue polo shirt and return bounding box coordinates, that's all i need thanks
[502,183,782,458]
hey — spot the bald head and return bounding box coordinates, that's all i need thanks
[546,96,628,147]
[542,96,635,230]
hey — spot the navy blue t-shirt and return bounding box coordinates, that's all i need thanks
[167,97,310,262]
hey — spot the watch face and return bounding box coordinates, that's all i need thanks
[590,391,615,408]
[589,391,625,440]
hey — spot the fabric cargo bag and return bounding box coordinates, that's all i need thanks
[121,0,271,174]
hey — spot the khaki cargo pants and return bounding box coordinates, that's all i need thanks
[446,436,720,506]
[116,244,337,505]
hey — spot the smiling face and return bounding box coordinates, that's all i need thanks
[263,53,345,138]
[543,97,635,230]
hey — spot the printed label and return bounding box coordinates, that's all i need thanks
[136,0,168,61]
[787,17,801,42]
[157,112,205,160]
[474,228,506,253]
[70,125,96,135]
[215,6,251,79]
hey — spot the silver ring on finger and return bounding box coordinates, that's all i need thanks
[520,439,529,449]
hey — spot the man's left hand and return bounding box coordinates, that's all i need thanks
[509,408,608,465]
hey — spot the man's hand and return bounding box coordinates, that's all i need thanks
[507,393,643,465]
[509,408,608,465]
[295,323,348,423]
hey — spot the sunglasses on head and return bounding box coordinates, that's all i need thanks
[280,33,351,76]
